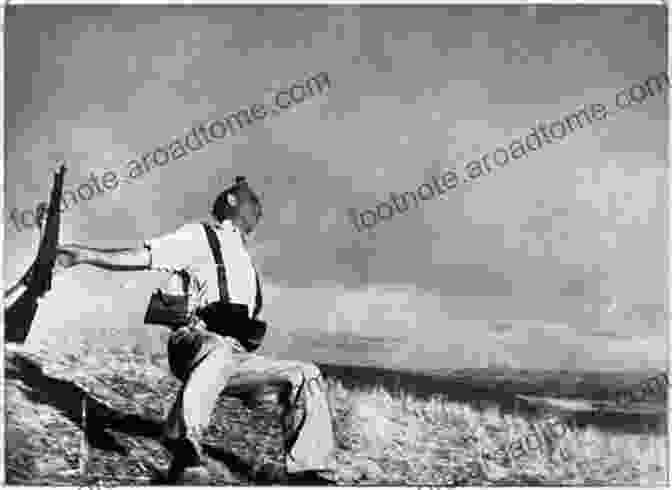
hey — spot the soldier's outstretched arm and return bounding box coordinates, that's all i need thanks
[56,243,151,271]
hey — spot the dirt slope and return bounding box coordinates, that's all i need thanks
[6,343,667,486]
[5,345,290,485]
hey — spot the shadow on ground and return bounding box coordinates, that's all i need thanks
[5,350,273,485]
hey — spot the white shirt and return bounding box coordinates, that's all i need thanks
[145,220,257,317]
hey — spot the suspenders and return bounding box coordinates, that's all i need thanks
[202,222,229,303]
[202,222,262,319]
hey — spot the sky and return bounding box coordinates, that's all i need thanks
[4,5,668,373]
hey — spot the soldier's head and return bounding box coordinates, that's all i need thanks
[212,176,263,236]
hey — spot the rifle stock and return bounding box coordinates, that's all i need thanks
[5,164,67,343]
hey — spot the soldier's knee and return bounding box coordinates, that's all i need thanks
[279,362,324,397]
[299,363,327,397]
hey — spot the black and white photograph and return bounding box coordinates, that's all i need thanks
[3,2,669,486]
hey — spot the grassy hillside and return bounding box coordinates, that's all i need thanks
[6,342,668,486]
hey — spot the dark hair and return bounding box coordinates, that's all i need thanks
[212,176,262,222]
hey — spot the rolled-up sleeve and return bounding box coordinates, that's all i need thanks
[144,223,199,272]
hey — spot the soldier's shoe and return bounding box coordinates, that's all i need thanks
[287,470,337,485]
[250,462,336,485]
[163,436,208,484]
[249,462,287,483]
[163,436,203,467]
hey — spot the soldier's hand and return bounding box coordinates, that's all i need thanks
[56,244,85,270]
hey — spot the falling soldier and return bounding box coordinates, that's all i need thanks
[56,176,336,484]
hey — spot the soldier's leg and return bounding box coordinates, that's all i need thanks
[164,328,242,472]
[226,355,336,474]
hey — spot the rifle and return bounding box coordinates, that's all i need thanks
[5,164,67,343]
